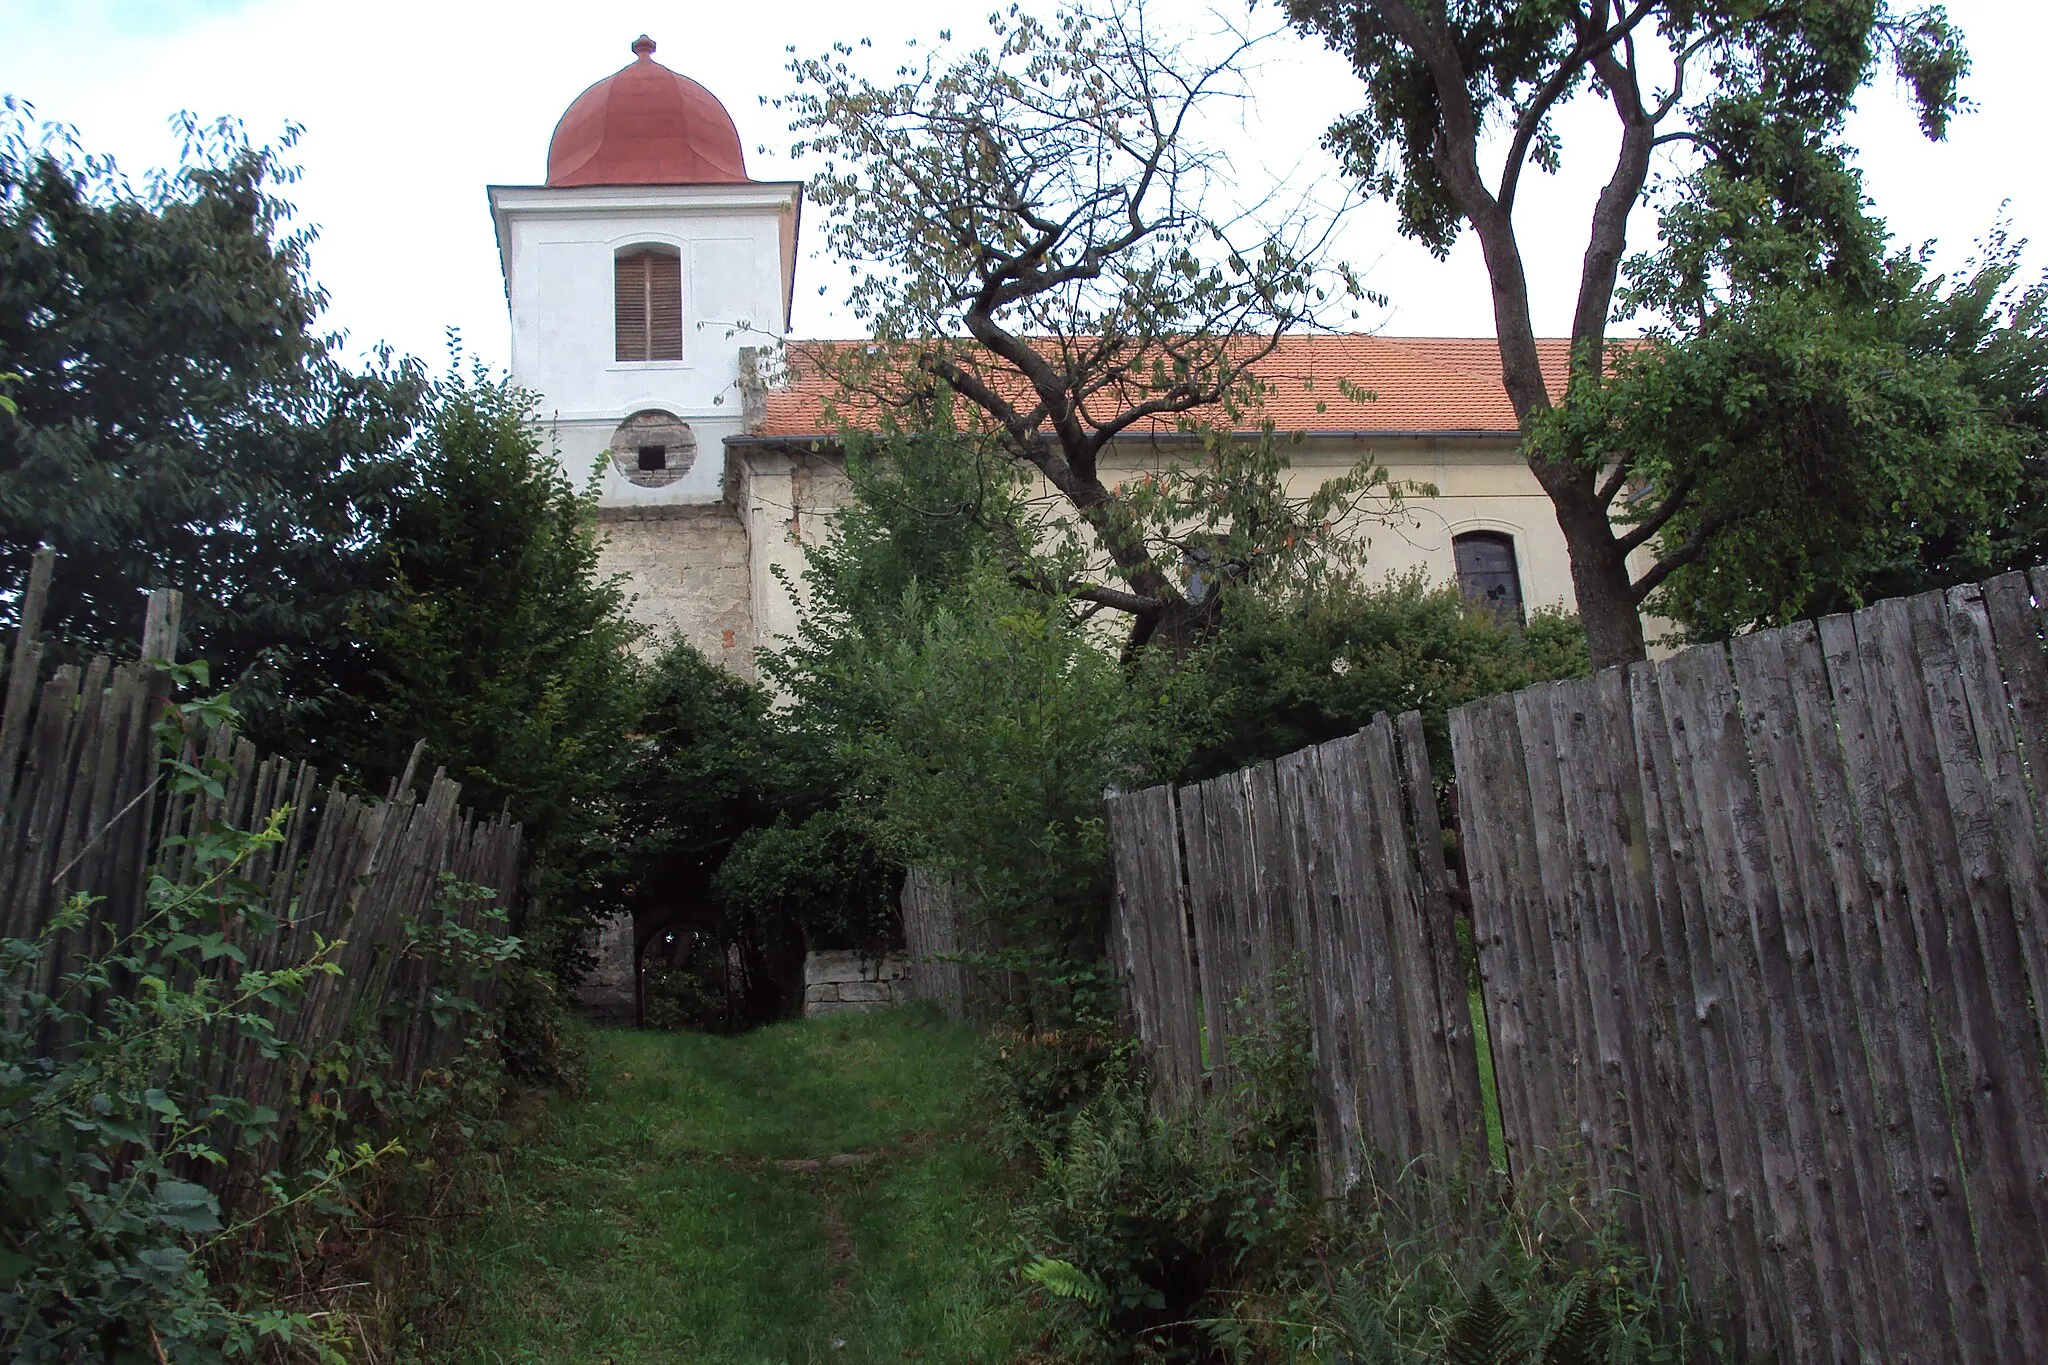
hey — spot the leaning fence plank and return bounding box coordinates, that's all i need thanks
[0,547,56,829]
[1831,603,2008,1360]
[1243,760,1296,1014]
[1636,658,1785,1358]
[1449,695,1553,1179]
[1314,731,1400,1185]
[1731,626,1898,1358]
[1513,681,1614,1201]
[1348,722,1433,1174]
[1981,571,2048,1020]
[1395,710,1484,1155]
[1896,592,2048,1357]
[1273,746,1355,1191]
[1178,778,1233,1095]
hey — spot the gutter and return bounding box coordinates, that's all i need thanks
[724,428,1525,454]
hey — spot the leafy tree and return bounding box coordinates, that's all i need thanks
[0,100,423,676]
[1549,240,2025,639]
[1284,0,1970,666]
[268,366,642,982]
[784,3,1398,656]
[713,808,898,963]
[771,422,1191,1003]
[604,634,844,1024]
[847,566,1188,972]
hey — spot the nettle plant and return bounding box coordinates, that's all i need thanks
[0,689,511,1362]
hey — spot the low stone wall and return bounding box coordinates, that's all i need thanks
[804,950,912,1016]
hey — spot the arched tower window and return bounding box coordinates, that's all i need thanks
[1453,531,1524,625]
[615,246,683,362]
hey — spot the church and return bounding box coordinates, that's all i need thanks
[488,36,1586,680]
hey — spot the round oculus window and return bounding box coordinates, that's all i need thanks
[608,410,697,488]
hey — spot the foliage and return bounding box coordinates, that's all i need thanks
[250,363,640,1028]
[1203,1186,1694,1365]
[1017,1086,1319,1361]
[1,109,640,1057]
[1186,571,1587,782]
[0,98,423,678]
[782,3,1399,653]
[606,634,848,1028]
[773,422,1197,1014]
[0,693,521,1361]
[1565,220,2047,637]
[1283,0,1972,667]
[713,808,898,957]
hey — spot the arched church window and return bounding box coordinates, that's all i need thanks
[615,247,683,362]
[1453,530,1524,625]
[608,410,697,488]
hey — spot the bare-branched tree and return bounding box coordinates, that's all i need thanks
[784,2,1400,654]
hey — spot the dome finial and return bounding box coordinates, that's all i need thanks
[632,34,657,59]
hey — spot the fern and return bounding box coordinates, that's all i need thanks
[1536,1278,1605,1365]
[1023,1256,1107,1306]
[1444,1281,1515,1365]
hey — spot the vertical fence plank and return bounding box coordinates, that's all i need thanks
[1352,719,1442,1176]
[1633,658,1784,1358]
[1898,592,2048,1357]
[1822,606,2004,1360]
[1449,695,1555,1180]
[1730,626,1900,1358]
[1784,618,1961,1361]
[1395,711,1485,1155]
[1178,778,1234,1094]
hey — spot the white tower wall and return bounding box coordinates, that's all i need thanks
[488,182,801,507]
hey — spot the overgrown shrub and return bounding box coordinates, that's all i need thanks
[1204,1183,1696,1365]
[713,806,899,957]
[1013,974,1697,1365]
[1186,571,1587,783]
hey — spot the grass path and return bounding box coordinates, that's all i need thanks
[433,1009,1035,1364]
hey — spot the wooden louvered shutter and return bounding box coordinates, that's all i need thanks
[648,252,683,360]
[615,252,650,362]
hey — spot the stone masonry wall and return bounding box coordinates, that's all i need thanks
[804,951,912,1016]
[597,504,756,678]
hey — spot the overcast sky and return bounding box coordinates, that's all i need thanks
[4,0,2043,373]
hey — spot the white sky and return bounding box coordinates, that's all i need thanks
[3,0,2043,372]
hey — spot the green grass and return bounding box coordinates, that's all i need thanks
[429,1008,1035,1364]
[1470,986,1509,1170]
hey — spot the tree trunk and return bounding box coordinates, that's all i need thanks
[1534,457,1645,670]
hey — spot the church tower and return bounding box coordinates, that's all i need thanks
[488,36,803,671]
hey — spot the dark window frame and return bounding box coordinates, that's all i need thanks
[1453,529,1526,626]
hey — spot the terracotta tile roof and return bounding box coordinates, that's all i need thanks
[757,334,1577,438]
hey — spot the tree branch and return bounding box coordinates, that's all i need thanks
[1630,507,1732,603]
[1614,467,1698,554]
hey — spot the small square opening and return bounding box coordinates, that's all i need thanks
[637,445,667,471]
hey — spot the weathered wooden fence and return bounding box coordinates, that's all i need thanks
[1105,712,1485,1196]
[1,553,523,1190]
[898,866,1018,1026]
[1106,566,2048,1362]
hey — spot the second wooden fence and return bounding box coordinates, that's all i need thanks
[2,553,524,1197]
[1105,566,2048,1362]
